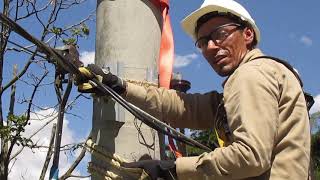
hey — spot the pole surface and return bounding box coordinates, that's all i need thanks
[93,0,163,178]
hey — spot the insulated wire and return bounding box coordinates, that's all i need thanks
[0,12,214,152]
[90,78,212,151]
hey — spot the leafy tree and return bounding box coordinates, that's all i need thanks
[0,0,94,179]
[310,111,320,180]
[186,129,218,156]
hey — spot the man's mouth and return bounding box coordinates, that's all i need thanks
[213,50,228,64]
[214,55,226,63]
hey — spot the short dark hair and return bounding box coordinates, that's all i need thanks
[195,12,257,47]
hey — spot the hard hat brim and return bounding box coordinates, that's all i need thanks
[181,5,260,43]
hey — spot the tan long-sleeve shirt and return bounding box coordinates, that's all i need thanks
[124,49,310,180]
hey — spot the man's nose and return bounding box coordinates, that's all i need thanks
[207,39,219,49]
[203,39,219,53]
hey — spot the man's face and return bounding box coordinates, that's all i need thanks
[196,17,253,77]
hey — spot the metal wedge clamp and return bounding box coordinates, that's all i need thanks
[49,45,83,90]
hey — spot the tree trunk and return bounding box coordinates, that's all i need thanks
[0,1,11,178]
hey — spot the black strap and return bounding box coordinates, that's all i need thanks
[250,56,314,111]
[251,56,303,87]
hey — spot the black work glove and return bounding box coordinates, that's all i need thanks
[122,160,177,180]
[76,64,126,95]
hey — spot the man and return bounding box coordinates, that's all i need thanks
[79,0,311,179]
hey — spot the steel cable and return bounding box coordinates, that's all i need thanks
[0,13,214,152]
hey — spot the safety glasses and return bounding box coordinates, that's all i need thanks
[195,23,243,49]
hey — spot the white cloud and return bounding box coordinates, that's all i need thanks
[80,51,95,66]
[310,94,320,114]
[8,108,89,180]
[80,51,199,69]
[300,35,313,46]
[174,53,198,68]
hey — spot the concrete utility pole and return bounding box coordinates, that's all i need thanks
[93,0,164,178]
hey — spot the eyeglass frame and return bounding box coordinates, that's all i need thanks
[195,23,243,49]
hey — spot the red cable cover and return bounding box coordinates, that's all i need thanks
[150,0,182,158]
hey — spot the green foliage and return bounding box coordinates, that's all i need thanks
[71,28,82,37]
[186,130,218,156]
[50,26,63,36]
[50,23,90,45]
[311,111,320,130]
[8,114,27,132]
[70,24,90,37]
[311,112,320,120]
[311,130,320,179]
[63,23,90,45]
[315,171,320,180]
[164,146,176,160]
[0,115,34,147]
[62,38,76,45]
[0,115,27,139]
[80,23,90,36]
[311,131,320,165]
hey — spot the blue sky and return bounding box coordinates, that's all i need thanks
[46,0,320,116]
[72,0,320,99]
[2,0,320,179]
[170,0,319,96]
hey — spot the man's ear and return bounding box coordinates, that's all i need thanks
[243,27,255,47]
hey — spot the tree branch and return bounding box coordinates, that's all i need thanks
[7,70,49,163]
[1,2,13,178]
[16,1,51,21]
[9,112,58,161]
[6,39,47,59]
[50,76,73,178]
[59,145,86,180]
[59,131,92,180]
[1,54,34,94]
[39,123,56,180]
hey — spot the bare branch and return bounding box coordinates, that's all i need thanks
[8,64,17,115]
[64,174,90,179]
[16,1,51,21]
[0,0,11,127]
[63,112,84,120]
[3,65,18,165]
[8,157,17,175]
[64,93,91,112]
[0,0,93,179]
[7,70,49,162]
[59,145,87,180]
[11,92,90,160]
[26,1,47,29]
[51,76,73,177]
[6,39,47,59]
[1,1,13,178]
[10,113,59,160]
[39,123,56,180]
[48,0,64,26]
[59,131,92,180]
[1,55,34,94]
[63,11,95,32]
[60,0,88,10]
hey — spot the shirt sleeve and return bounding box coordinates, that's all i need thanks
[176,63,280,179]
[124,82,221,129]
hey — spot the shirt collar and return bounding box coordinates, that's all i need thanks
[238,48,264,67]
[221,48,264,87]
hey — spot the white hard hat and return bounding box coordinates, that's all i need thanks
[181,0,260,43]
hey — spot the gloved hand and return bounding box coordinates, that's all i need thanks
[122,160,177,180]
[76,64,126,95]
